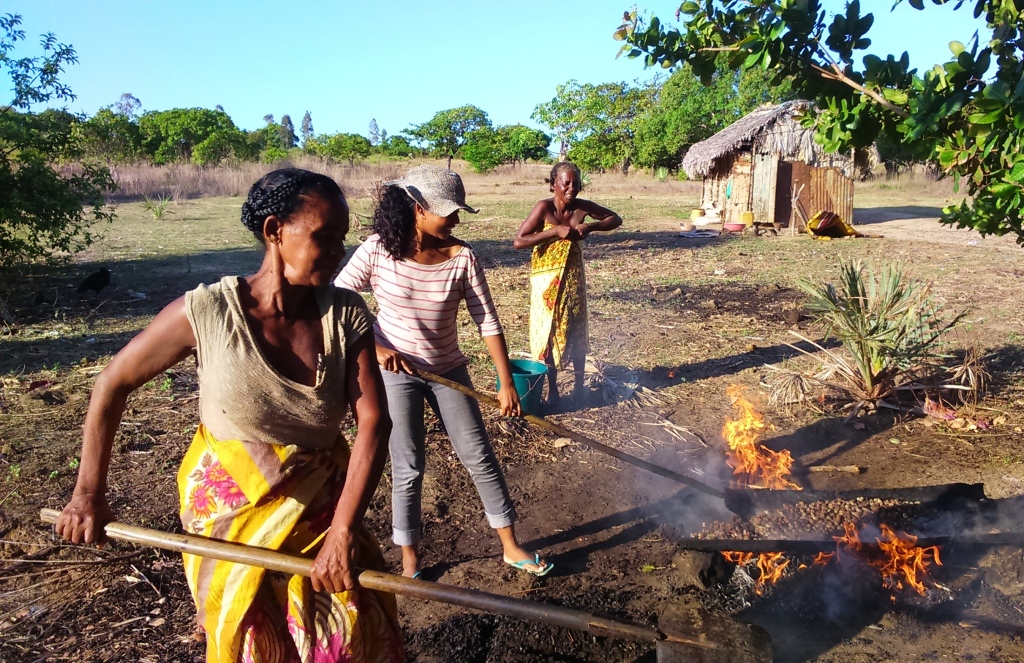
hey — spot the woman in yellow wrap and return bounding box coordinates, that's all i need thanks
[56,169,404,663]
[514,162,622,407]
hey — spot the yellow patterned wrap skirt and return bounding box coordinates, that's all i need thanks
[529,229,588,369]
[177,424,404,663]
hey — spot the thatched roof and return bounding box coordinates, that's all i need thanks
[681,100,854,179]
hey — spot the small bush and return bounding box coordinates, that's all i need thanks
[141,195,173,220]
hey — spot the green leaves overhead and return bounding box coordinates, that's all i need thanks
[615,0,1024,244]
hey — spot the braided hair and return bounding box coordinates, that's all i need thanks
[546,161,583,191]
[240,168,344,241]
[373,184,417,260]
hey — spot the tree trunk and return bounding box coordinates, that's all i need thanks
[446,154,453,169]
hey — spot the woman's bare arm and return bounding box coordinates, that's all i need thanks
[513,201,577,249]
[575,199,623,237]
[56,296,197,544]
[310,332,392,593]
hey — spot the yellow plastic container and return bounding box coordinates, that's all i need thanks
[740,211,755,227]
[691,208,705,221]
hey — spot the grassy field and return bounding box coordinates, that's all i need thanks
[2,168,1024,662]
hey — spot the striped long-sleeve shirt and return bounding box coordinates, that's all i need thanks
[334,234,503,373]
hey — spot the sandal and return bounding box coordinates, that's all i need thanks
[504,553,554,577]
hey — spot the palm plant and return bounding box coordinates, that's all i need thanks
[654,166,669,182]
[141,194,174,220]
[778,259,966,414]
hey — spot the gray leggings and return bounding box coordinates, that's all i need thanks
[382,364,517,546]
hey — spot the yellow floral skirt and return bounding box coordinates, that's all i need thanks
[529,232,588,369]
[177,424,404,663]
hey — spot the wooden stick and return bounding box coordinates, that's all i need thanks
[38,509,717,649]
[416,370,726,500]
[808,465,865,474]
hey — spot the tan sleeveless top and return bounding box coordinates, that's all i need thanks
[184,276,373,450]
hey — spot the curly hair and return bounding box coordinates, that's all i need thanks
[373,184,416,260]
[545,161,583,191]
[240,168,344,241]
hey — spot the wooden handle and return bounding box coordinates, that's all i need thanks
[40,509,715,649]
[808,465,864,474]
[416,370,725,500]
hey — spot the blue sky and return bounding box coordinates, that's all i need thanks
[5,1,987,136]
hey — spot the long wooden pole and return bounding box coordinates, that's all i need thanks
[38,509,712,649]
[675,532,1024,554]
[416,370,725,500]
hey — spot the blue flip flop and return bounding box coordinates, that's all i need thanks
[504,553,554,577]
[411,571,422,580]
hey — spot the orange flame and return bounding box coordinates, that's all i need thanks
[821,522,943,596]
[722,385,801,490]
[722,551,791,595]
[873,525,943,596]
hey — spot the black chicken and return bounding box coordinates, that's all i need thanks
[77,267,111,294]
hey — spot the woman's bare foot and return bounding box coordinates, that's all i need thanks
[401,545,421,578]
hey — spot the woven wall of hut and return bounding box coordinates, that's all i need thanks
[699,151,753,225]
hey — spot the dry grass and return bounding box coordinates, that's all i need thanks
[107,157,702,202]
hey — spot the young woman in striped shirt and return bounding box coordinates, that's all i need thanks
[335,166,552,579]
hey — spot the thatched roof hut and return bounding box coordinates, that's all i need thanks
[682,100,855,229]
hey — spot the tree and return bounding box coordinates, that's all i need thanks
[615,0,1024,244]
[380,134,415,158]
[498,124,551,165]
[0,14,115,265]
[462,124,552,173]
[138,108,244,165]
[534,80,655,174]
[368,118,380,146]
[263,113,275,125]
[633,59,793,171]
[407,105,491,168]
[462,127,502,173]
[279,114,297,149]
[300,110,313,148]
[79,107,143,164]
[531,81,591,160]
[113,93,141,119]
[309,132,372,165]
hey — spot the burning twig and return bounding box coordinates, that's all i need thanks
[722,551,792,595]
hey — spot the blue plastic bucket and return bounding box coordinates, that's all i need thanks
[496,359,548,416]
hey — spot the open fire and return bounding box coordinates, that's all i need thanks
[726,521,944,598]
[824,522,944,596]
[723,385,801,490]
[719,386,945,598]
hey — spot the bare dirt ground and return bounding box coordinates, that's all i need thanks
[1,168,1023,662]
